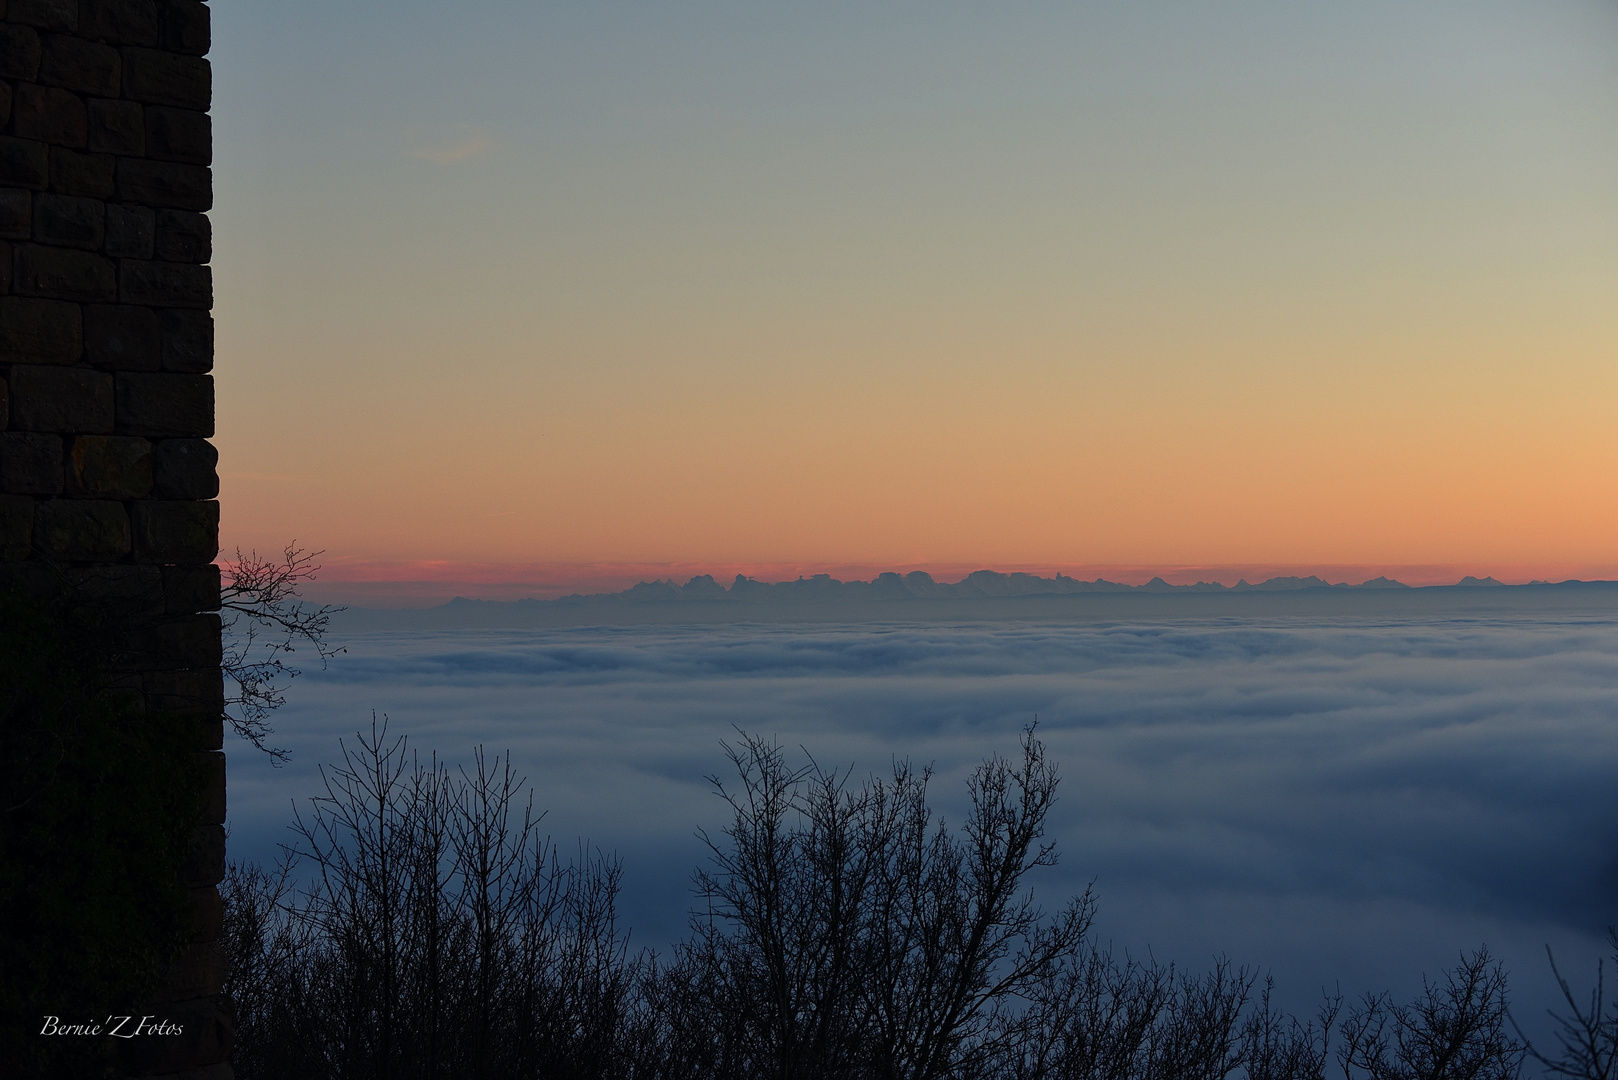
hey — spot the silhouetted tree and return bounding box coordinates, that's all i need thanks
[220,543,345,761]
[1519,935,1618,1080]
[222,724,1547,1080]
[1338,948,1522,1080]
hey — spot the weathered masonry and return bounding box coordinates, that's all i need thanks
[0,0,225,1074]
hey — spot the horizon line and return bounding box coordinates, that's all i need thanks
[258,558,1618,608]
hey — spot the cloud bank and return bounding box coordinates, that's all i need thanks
[230,612,1618,1041]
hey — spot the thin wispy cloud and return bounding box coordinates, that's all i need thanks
[407,124,493,163]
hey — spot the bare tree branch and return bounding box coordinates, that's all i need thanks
[220,543,345,763]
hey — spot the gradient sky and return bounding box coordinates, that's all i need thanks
[212,1,1618,587]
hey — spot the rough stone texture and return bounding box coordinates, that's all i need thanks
[0,295,81,362]
[181,823,223,888]
[32,495,128,557]
[0,134,49,187]
[9,363,113,430]
[87,94,142,153]
[13,80,87,145]
[145,664,224,714]
[31,189,103,247]
[144,103,206,162]
[114,370,211,435]
[85,300,160,368]
[105,199,153,256]
[0,492,34,556]
[48,145,113,196]
[10,1,78,33]
[129,495,214,562]
[0,184,30,236]
[0,1,223,1067]
[159,561,219,611]
[39,33,120,96]
[159,305,208,371]
[153,205,205,260]
[67,432,151,495]
[151,434,213,497]
[0,428,62,491]
[80,0,160,48]
[0,25,44,81]
[14,238,115,298]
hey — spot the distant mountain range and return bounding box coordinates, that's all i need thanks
[326,571,1614,631]
[507,569,1548,608]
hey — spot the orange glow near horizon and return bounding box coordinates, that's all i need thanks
[214,4,1618,581]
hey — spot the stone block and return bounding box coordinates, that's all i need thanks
[85,301,160,369]
[117,995,232,1075]
[13,240,114,300]
[152,436,214,497]
[145,664,225,715]
[47,146,113,197]
[159,2,210,56]
[104,201,153,257]
[114,371,211,435]
[0,187,30,239]
[0,240,10,293]
[128,610,221,669]
[187,885,223,940]
[9,364,113,431]
[143,105,209,169]
[154,208,207,263]
[11,82,86,147]
[0,136,49,190]
[39,33,120,96]
[31,190,103,249]
[67,433,151,495]
[79,0,160,47]
[9,0,76,31]
[161,561,219,612]
[0,494,35,558]
[114,156,209,211]
[0,430,63,493]
[65,562,161,610]
[158,938,227,1003]
[0,23,42,81]
[130,497,216,562]
[0,295,81,362]
[0,137,49,190]
[86,95,142,154]
[195,749,224,823]
[0,377,6,427]
[180,823,224,887]
[119,257,210,307]
[32,497,129,558]
[193,712,222,751]
[0,84,10,129]
[120,46,209,109]
[159,306,209,371]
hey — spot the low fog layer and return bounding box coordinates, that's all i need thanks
[330,576,1618,629]
[230,611,1618,1044]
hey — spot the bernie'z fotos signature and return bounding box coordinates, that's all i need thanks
[39,1015,184,1037]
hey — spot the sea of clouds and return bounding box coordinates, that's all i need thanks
[228,613,1618,1042]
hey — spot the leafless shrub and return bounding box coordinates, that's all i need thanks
[223,725,1545,1080]
[225,717,637,1079]
[1338,947,1523,1080]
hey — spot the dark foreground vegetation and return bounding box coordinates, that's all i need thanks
[224,723,1618,1080]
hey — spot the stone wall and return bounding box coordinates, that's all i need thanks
[0,0,226,1074]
